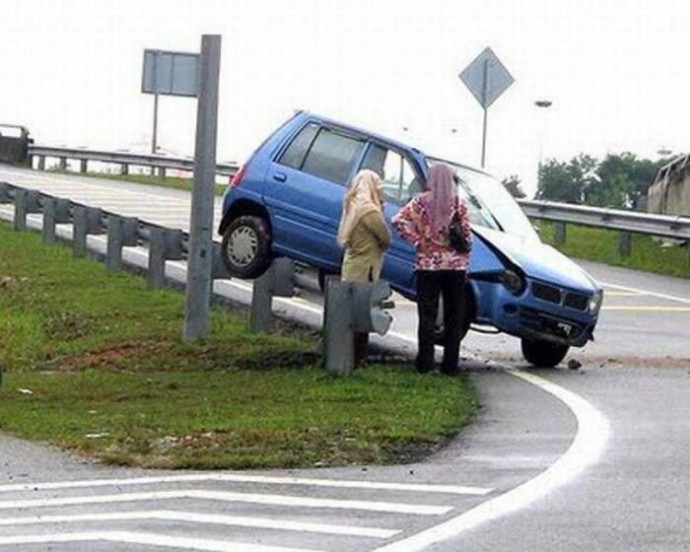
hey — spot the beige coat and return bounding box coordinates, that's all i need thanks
[341,210,391,283]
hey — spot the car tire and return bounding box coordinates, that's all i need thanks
[220,215,273,279]
[521,339,569,367]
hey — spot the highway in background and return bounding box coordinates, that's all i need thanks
[0,165,688,551]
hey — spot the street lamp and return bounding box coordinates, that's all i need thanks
[535,100,552,194]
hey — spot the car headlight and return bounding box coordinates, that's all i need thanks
[499,269,526,295]
[589,290,604,314]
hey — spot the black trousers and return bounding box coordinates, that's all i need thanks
[415,270,467,374]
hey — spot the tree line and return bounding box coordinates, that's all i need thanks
[501,152,676,209]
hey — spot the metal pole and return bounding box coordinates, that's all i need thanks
[151,51,159,158]
[480,59,490,168]
[184,35,221,342]
[152,93,159,155]
[481,107,488,168]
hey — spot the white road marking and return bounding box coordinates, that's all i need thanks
[0,472,489,495]
[0,510,398,538]
[602,282,690,304]
[0,531,323,552]
[369,369,610,552]
[602,306,690,312]
[2,489,452,515]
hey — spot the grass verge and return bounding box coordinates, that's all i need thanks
[538,221,689,280]
[0,222,478,470]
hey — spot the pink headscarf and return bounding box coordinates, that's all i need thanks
[423,163,457,235]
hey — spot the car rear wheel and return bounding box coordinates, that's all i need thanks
[521,339,569,367]
[220,215,273,279]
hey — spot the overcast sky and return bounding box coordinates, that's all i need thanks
[2,0,688,196]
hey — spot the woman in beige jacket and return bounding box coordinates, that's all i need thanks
[337,169,391,366]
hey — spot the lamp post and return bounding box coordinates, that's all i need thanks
[535,100,552,194]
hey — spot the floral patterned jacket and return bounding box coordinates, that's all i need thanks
[392,195,472,271]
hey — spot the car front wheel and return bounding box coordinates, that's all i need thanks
[220,215,273,279]
[521,339,569,367]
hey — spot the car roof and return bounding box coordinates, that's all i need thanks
[292,110,491,179]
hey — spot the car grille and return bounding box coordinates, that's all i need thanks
[531,282,589,312]
[520,306,585,341]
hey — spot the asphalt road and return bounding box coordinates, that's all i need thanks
[0,166,688,551]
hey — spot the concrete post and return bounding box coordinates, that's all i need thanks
[554,221,567,246]
[105,216,138,273]
[12,189,40,231]
[41,197,71,245]
[72,206,103,258]
[249,258,295,333]
[324,281,355,376]
[619,231,632,257]
[148,227,184,289]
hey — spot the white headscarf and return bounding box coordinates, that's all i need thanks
[337,169,384,247]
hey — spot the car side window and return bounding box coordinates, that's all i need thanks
[299,128,364,186]
[361,145,421,204]
[277,123,319,169]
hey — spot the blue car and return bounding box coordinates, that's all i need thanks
[218,111,603,367]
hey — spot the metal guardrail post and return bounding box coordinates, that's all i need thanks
[59,157,67,171]
[80,159,88,173]
[0,182,11,203]
[211,243,234,280]
[41,197,71,245]
[148,227,184,289]
[72,206,103,257]
[324,280,355,376]
[619,231,632,257]
[323,280,395,376]
[12,188,41,231]
[37,156,45,171]
[105,216,139,273]
[121,163,129,176]
[554,221,567,245]
[249,258,295,333]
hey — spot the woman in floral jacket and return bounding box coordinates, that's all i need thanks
[392,163,472,375]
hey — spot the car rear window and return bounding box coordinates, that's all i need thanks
[279,125,364,186]
[278,123,319,169]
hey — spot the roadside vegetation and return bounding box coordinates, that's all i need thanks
[538,221,689,280]
[0,222,478,470]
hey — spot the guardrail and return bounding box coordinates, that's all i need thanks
[518,199,690,256]
[28,145,239,180]
[0,181,299,335]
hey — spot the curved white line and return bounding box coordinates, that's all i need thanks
[371,369,610,552]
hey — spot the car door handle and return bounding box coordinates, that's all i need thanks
[273,172,287,182]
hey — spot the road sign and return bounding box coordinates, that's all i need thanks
[459,47,514,109]
[141,50,200,98]
[459,47,514,167]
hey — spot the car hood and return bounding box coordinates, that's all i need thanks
[474,227,600,292]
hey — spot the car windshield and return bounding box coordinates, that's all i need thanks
[426,158,539,241]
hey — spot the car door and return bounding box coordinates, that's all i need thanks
[358,143,421,298]
[264,122,366,271]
